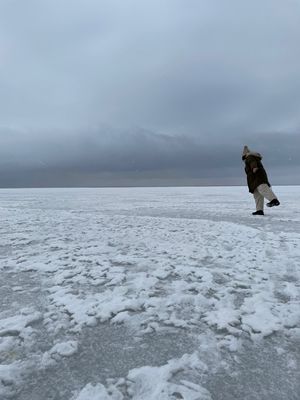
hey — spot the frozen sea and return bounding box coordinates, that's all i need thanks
[0,186,299,400]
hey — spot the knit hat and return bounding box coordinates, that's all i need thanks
[242,145,250,159]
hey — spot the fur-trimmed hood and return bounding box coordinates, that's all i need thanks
[242,145,262,160]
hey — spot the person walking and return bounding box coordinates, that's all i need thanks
[242,146,280,215]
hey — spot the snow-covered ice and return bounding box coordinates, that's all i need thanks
[0,186,299,399]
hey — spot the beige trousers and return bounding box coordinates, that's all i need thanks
[253,184,277,211]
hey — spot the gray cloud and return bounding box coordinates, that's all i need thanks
[0,0,300,186]
[0,126,299,187]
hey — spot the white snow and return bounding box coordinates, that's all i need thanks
[0,310,42,337]
[72,382,123,400]
[49,340,78,357]
[72,353,210,400]
[126,353,210,400]
[0,186,299,399]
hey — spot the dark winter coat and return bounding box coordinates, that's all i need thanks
[243,153,270,193]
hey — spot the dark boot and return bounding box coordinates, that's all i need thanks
[252,210,264,215]
[266,199,280,207]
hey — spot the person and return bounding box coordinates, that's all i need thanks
[242,146,280,215]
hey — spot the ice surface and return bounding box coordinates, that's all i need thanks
[0,186,299,399]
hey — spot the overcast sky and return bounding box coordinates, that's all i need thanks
[0,0,299,187]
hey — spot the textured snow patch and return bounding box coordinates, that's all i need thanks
[0,361,26,398]
[0,310,42,337]
[72,382,123,400]
[127,352,211,400]
[49,340,78,357]
[41,341,78,368]
[111,311,131,324]
[71,353,210,400]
